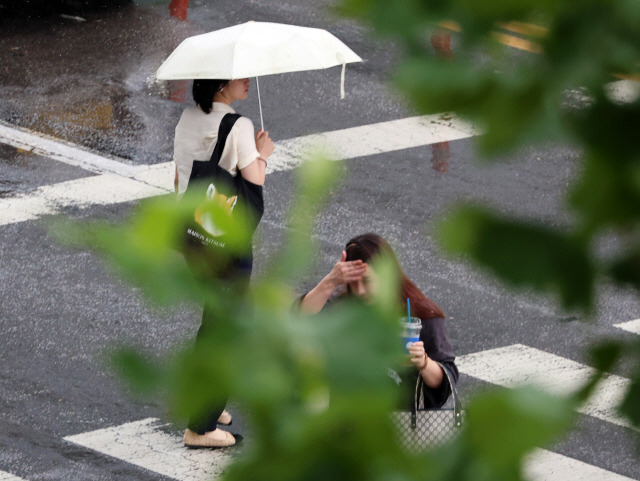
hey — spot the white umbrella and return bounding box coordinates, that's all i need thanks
[156,21,362,128]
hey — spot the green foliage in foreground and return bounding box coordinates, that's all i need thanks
[57,156,621,481]
[338,0,640,439]
[338,0,640,312]
[56,0,640,476]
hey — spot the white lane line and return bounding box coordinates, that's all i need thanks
[0,471,28,481]
[120,114,477,185]
[267,113,479,173]
[613,319,640,335]
[0,120,138,177]
[524,449,637,481]
[64,418,233,481]
[0,174,167,226]
[457,344,632,430]
[62,418,637,481]
[0,113,477,226]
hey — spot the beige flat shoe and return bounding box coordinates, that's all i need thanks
[217,409,232,425]
[183,428,236,448]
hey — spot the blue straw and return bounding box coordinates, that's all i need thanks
[407,298,411,321]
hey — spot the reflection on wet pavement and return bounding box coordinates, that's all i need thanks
[0,143,92,196]
[430,141,450,173]
[0,3,198,163]
[428,30,453,173]
[40,99,114,131]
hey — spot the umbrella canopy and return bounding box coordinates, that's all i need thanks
[156,21,363,80]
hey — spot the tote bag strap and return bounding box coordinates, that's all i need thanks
[209,113,242,166]
[412,361,462,428]
[185,113,242,186]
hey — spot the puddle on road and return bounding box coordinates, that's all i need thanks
[0,142,93,194]
[0,3,196,164]
[21,84,146,159]
[39,99,114,131]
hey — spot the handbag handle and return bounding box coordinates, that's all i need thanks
[412,361,462,428]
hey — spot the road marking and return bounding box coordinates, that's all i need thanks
[490,31,543,54]
[64,417,635,481]
[0,114,478,226]
[64,418,234,481]
[0,120,138,177]
[524,449,637,481]
[458,344,632,430]
[0,471,28,481]
[438,19,545,53]
[614,319,640,335]
[0,174,167,226]
[267,113,479,173]
[497,21,548,38]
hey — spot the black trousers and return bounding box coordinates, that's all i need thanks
[186,255,252,434]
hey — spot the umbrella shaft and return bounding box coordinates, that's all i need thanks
[256,76,264,131]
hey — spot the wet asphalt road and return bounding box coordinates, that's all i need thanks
[1,1,640,480]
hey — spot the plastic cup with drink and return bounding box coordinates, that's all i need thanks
[400,316,422,353]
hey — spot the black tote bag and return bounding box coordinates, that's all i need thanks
[181,113,264,273]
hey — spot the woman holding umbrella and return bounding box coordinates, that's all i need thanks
[174,78,274,194]
[174,78,274,448]
[160,19,361,450]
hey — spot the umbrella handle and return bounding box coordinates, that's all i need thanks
[256,76,264,131]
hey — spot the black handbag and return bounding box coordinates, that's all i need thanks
[181,113,264,270]
[391,362,463,453]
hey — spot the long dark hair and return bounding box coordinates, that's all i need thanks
[192,79,229,114]
[344,233,445,319]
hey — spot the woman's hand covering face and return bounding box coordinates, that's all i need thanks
[328,250,367,288]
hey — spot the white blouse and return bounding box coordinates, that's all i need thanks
[173,102,260,194]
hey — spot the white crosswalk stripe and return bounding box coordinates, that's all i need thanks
[614,319,640,335]
[458,344,632,430]
[2,116,638,479]
[0,471,28,481]
[0,120,138,177]
[61,342,639,481]
[64,417,635,481]
[64,418,233,481]
[0,114,477,226]
[266,113,479,173]
[0,173,167,226]
[524,449,636,481]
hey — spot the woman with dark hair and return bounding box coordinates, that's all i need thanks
[299,233,458,408]
[174,78,274,194]
[173,78,275,448]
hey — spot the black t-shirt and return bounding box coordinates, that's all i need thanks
[389,316,458,410]
[296,292,459,410]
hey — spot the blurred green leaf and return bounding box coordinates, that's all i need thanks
[571,340,626,405]
[266,154,344,280]
[619,376,640,428]
[609,249,640,290]
[465,386,575,474]
[437,205,595,310]
[570,150,640,235]
[111,347,164,395]
[619,339,640,429]
[589,340,624,373]
[53,0,640,472]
